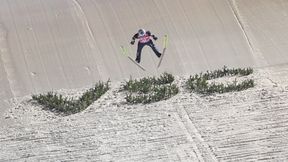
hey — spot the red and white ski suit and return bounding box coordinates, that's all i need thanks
[131,31,161,63]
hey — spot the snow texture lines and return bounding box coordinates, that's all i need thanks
[0,24,16,98]
[228,0,268,67]
[71,0,108,81]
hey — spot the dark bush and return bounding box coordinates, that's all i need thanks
[121,73,178,104]
[32,81,110,115]
[186,66,254,95]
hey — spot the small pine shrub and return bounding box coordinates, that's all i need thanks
[121,72,175,93]
[121,73,179,104]
[32,81,110,115]
[186,66,255,95]
[201,66,253,80]
[156,72,175,85]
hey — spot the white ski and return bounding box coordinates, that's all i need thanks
[157,35,168,68]
[120,46,146,71]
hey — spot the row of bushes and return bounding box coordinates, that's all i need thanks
[121,72,175,92]
[121,73,179,104]
[32,67,255,115]
[198,66,253,80]
[32,81,109,115]
[186,66,254,95]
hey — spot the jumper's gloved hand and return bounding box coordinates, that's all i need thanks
[152,35,158,41]
[130,40,135,45]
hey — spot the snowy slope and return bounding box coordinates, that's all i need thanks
[1,0,288,160]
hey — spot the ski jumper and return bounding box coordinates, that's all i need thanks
[131,30,161,63]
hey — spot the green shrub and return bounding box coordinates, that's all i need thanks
[32,81,110,115]
[121,73,179,104]
[186,66,254,95]
[156,72,175,84]
[121,72,175,93]
[201,66,253,80]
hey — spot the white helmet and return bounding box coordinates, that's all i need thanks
[138,29,146,36]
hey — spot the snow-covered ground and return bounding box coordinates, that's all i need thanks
[1,0,288,161]
[1,65,288,161]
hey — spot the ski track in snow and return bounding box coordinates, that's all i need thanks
[228,0,275,94]
[71,0,108,81]
[0,24,16,99]
[228,0,268,68]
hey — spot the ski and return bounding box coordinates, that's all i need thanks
[120,46,146,71]
[157,35,168,68]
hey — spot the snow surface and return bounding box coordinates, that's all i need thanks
[2,67,288,161]
[1,0,288,161]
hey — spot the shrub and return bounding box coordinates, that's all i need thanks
[186,66,254,95]
[121,73,179,104]
[201,66,253,80]
[32,81,110,115]
[121,72,175,93]
[156,72,175,84]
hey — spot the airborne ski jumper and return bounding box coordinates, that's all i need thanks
[130,29,162,63]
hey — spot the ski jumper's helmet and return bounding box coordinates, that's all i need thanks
[138,29,146,37]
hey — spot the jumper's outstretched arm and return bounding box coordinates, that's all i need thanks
[147,31,158,40]
[130,33,138,45]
